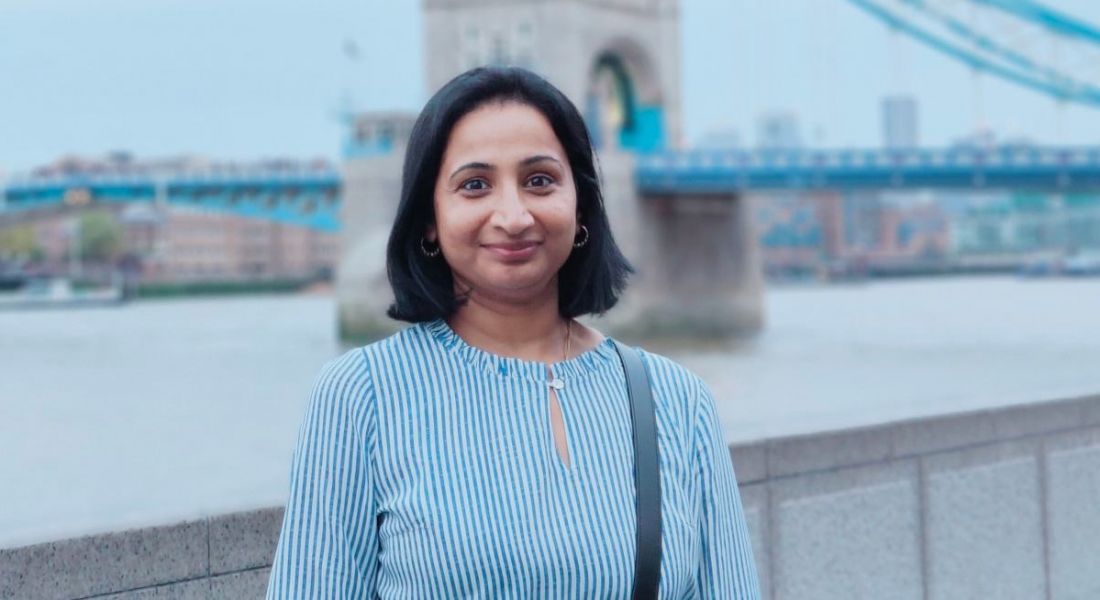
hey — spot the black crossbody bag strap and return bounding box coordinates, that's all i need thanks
[612,340,662,600]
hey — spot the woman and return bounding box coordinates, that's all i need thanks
[266,66,760,599]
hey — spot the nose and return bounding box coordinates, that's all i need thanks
[489,183,535,234]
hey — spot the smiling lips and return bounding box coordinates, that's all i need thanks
[483,240,540,261]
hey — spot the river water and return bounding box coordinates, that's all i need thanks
[3,276,1100,547]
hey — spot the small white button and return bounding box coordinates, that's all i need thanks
[548,378,564,390]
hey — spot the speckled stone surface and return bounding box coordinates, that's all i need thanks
[0,518,208,600]
[209,567,270,600]
[739,483,770,600]
[730,443,767,484]
[891,410,999,457]
[1045,427,1100,600]
[208,508,282,575]
[766,426,894,478]
[989,398,1086,439]
[89,578,210,599]
[771,460,922,600]
[924,440,1046,600]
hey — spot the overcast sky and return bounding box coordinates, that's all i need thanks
[2,0,1100,174]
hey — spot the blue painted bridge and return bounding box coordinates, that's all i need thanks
[636,146,1100,194]
[6,146,1100,231]
[1,168,342,232]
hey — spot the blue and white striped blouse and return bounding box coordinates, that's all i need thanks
[266,318,760,599]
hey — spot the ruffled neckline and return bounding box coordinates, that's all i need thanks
[421,317,619,382]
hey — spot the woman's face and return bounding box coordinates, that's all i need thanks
[427,100,579,304]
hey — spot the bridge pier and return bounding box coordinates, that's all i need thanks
[587,152,764,340]
[335,151,405,342]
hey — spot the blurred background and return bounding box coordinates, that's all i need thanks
[3,0,1100,598]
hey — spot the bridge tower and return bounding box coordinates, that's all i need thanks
[422,0,682,153]
[337,0,763,341]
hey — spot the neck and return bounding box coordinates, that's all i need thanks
[446,281,569,364]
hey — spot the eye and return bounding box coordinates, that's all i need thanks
[526,174,555,189]
[460,178,489,192]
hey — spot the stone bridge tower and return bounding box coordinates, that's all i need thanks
[338,0,763,341]
[422,0,682,154]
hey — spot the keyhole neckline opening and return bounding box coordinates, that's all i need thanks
[546,365,573,474]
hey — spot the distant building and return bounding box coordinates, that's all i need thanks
[755,190,953,278]
[843,192,886,252]
[753,193,824,277]
[882,95,919,149]
[755,111,802,150]
[950,192,1100,256]
[0,154,340,283]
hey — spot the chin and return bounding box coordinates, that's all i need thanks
[478,269,554,294]
[486,276,546,292]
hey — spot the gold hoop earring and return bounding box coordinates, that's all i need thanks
[573,225,589,248]
[420,236,441,258]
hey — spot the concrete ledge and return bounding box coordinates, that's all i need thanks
[1043,426,1100,599]
[923,439,1046,599]
[0,510,278,600]
[729,393,1100,481]
[729,393,1100,598]
[738,483,771,600]
[209,508,282,575]
[766,425,894,478]
[0,518,208,600]
[729,442,767,484]
[90,578,210,599]
[209,568,271,600]
[769,460,923,600]
[5,394,1099,599]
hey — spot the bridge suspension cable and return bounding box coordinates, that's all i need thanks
[972,0,1100,45]
[843,0,1100,107]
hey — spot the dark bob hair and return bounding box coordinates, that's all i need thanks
[385,66,634,323]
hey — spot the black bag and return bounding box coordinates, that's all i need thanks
[612,341,661,600]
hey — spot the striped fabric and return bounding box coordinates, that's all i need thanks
[266,318,760,599]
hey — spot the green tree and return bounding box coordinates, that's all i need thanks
[0,225,42,261]
[79,211,123,263]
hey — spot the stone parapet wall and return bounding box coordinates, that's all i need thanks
[0,510,280,599]
[733,393,1100,599]
[4,393,1098,599]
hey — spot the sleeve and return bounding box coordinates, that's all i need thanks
[266,349,379,599]
[692,378,762,600]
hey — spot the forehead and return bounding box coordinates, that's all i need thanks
[442,101,567,166]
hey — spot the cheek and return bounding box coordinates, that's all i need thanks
[435,201,481,245]
[546,197,579,236]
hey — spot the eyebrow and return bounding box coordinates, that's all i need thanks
[448,155,563,181]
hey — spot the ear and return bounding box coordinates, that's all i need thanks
[425,223,437,242]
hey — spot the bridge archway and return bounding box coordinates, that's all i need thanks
[586,39,666,153]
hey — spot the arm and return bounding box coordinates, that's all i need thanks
[266,349,379,599]
[693,379,761,599]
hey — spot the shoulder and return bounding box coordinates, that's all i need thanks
[309,346,373,408]
[308,323,430,401]
[355,320,439,367]
[305,324,427,421]
[317,322,442,397]
[631,345,708,400]
[622,344,711,429]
